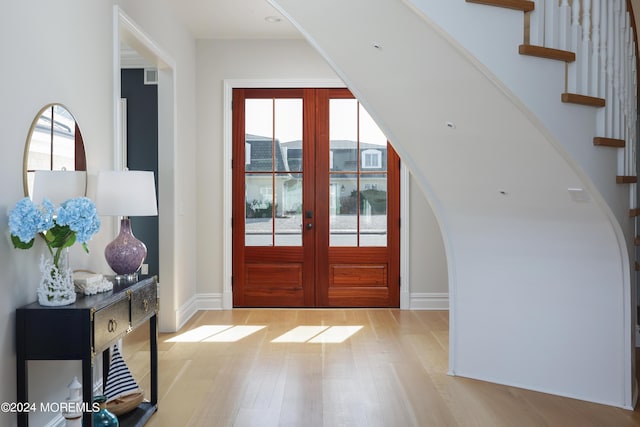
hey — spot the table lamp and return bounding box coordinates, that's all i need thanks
[31,170,87,205]
[95,170,157,284]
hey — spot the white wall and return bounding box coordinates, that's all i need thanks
[116,0,199,332]
[409,175,449,307]
[0,1,197,425]
[194,38,448,303]
[0,1,115,425]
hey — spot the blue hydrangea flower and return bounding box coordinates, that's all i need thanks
[9,196,101,264]
[8,197,54,244]
[56,197,101,244]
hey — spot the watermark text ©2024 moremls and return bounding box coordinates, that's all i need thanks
[1,401,101,413]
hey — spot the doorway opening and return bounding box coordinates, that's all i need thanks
[115,6,177,331]
[232,88,400,307]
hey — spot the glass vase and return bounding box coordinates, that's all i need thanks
[93,395,119,426]
[37,250,75,306]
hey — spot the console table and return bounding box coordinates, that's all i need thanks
[16,276,158,427]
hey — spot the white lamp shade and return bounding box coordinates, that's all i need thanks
[31,170,86,205]
[95,171,158,217]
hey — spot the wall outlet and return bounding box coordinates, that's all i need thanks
[141,264,149,275]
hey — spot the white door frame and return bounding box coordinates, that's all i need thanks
[222,79,410,309]
[113,6,178,332]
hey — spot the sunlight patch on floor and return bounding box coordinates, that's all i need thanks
[165,325,234,342]
[165,325,265,343]
[165,324,363,344]
[272,325,363,343]
[271,326,330,343]
[202,325,266,342]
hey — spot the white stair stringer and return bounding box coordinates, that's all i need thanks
[268,0,635,409]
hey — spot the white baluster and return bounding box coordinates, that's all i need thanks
[599,0,608,98]
[580,0,592,94]
[568,0,582,93]
[613,0,621,140]
[595,0,608,137]
[591,0,601,97]
[544,0,558,49]
[632,33,638,188]
[559,0,571,50]
[530,0,546,46]
[606,0,615,138]
[624,23,633,174]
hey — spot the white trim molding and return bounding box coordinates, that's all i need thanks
[114,5,178,333]
[176,295,198,331]
[409,292,449,310]
[197,293,225,310]
[223,78,412,310]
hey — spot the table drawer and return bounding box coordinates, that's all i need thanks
[93,297,129,352]
[131,280,157,326]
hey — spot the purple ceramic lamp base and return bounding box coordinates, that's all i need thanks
[105,218,147,285]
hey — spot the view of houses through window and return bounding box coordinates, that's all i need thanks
[244,97,389,247]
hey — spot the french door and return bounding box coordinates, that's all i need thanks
[232,88,400,307]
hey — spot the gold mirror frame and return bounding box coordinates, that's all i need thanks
[22,103,87,198]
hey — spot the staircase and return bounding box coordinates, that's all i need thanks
[467,0,640,337]
[269,0,637,409]
[468,0,638,208]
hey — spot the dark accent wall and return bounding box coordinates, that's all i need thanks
[121,69,159,279]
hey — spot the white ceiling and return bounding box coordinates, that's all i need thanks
[121,0,301,68]
[168,0,301,39]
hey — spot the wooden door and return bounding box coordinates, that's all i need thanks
[232,88,399,307]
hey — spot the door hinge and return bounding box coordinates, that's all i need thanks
[398,276,401,287]
[231,276,234,287]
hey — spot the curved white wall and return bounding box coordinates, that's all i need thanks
[269,0,634,408]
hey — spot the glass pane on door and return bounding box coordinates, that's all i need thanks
[328,99,389,248]
[275,173,302,246]
[245,173,274,246]
[360,174,387,246]
[244,97,303,247]
[330,174,358,246]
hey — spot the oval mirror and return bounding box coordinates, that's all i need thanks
[23,104,87,203]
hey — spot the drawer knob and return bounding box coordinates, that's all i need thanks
[107,319,118,333]
[143,299,149,313]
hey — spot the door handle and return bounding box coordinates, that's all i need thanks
[306,223,313,230]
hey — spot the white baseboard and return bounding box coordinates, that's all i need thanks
[189,292,447,313]
[175,295,198,331]
[409,292,449,310]
[196,293,224,310]
[192,292,448,311]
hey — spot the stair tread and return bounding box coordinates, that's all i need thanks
[593,137,625,148]
[616,175,637,184]
[519,45,575,62]
[466,0,534,12]
[561,93,606,107]
[630,209,640,217]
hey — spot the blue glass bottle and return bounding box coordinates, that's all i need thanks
[93,395,119,426]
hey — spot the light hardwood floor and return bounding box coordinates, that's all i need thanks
[122,309,640,426]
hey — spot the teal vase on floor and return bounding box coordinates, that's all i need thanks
[93,396,119,426]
